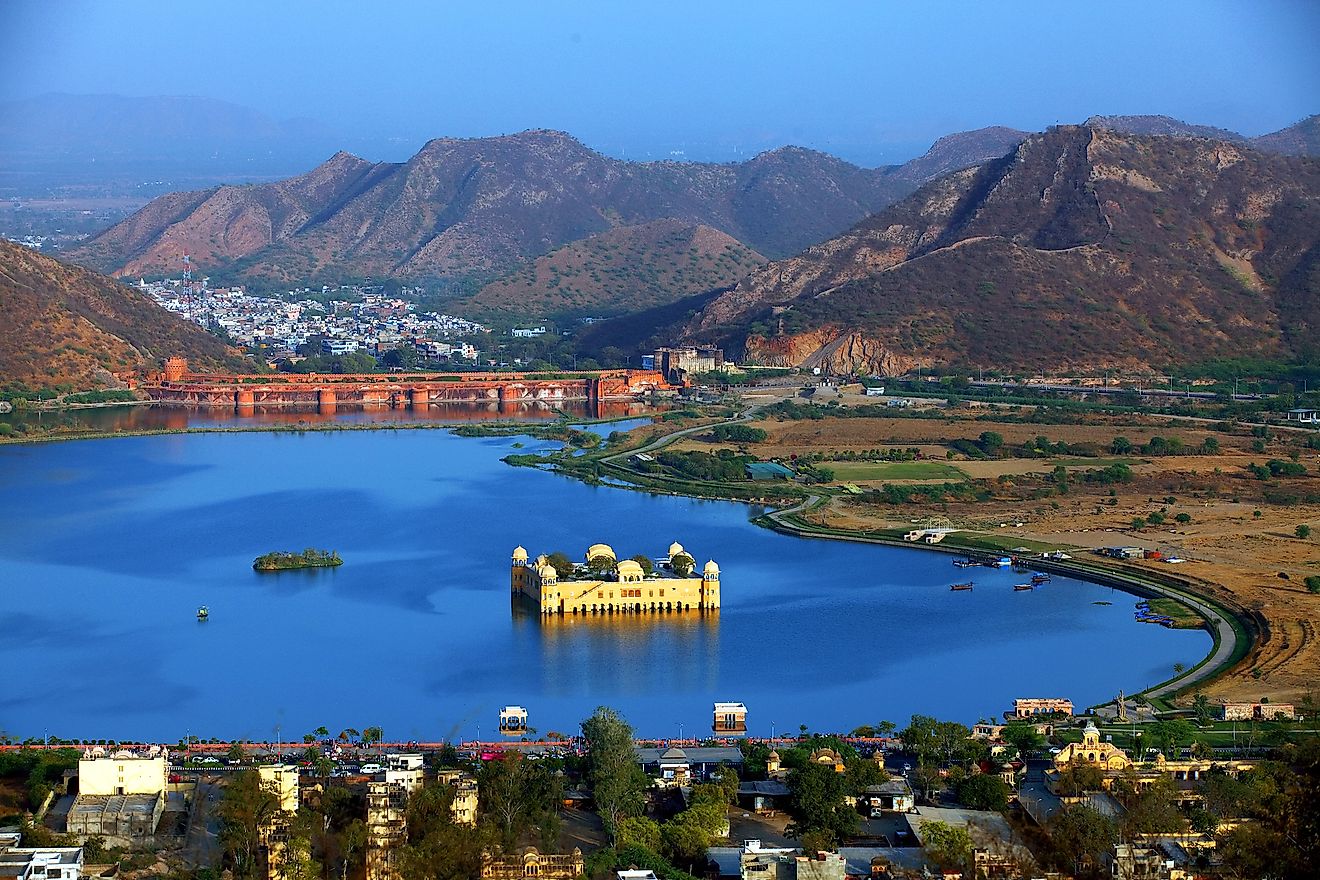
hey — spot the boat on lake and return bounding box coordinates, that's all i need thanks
[1031,573,1051,583]
[950,582,974,591]
[953,558,977,568]
[197,605,209,621]
[1014,583,1035,591]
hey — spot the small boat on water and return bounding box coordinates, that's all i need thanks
[953,558,977,568]
[950,582,974,591]
[1014,583,1035,591]
[197,605,209,621]
[1031,573,1051,584]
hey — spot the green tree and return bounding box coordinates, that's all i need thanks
[629,554,655,576]
[227,742,246,764]
[477,752,562,849]
[1000,722,1046,757]
[615,816,662,852]
[545,552,576,579]
[785,762,858,841]
[394,784,489,880]
[920,820,972,872]
[1146,719,1196,757]
[218,770,285,879]
[1111,436,1133,454]
[1191,693,1214,727]
[1047,805,1116,876]
[1297,524,1312,539]
[361,726,383,753]
[582,707,647,840]
[670,552,696,577]
[587,554,616,574]
[954,773,1009,811]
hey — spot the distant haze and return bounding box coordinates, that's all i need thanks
[1,0,1317,166]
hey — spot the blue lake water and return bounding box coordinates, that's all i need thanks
[0,425,1209,742]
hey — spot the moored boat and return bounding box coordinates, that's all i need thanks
[950,582,974,591]
[1014,583,1035,591]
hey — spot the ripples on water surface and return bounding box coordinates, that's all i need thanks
[0,415,1209,741]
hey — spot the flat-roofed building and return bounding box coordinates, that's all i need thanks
[499,706,528,734]
[713,702,747,734]
[0,844,84,880]
[436,770,479,826]
[77,749,167,797]
[1223,701,1295,721]
[1012,698,1074,718]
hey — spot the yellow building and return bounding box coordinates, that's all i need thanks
[257,764,300,813]
[1053,721,1132,772]
[511,542,720,615]
[78,749,167,797]
[436,770,479,827]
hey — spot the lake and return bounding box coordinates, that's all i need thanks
[0,421,1209,742]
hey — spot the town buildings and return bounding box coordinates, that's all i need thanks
[643,346,725,383]
[713,702,747,734]
[0,833,83,880]
[138,279,485,359]
[511,542,720,615]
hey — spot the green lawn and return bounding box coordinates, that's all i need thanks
[1145,597,1204,628]
[826,460,967,481]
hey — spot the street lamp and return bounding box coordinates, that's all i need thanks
[678,722,684,743]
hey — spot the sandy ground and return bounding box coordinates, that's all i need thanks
[699,391,1320,706]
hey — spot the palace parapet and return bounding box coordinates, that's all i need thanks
[511,541,719,615]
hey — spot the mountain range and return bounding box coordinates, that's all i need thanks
[66,126,1030,290]
[0,239,250,388]
[615,124,1319,373]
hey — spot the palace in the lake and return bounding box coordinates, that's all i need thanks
[511,541,720,615]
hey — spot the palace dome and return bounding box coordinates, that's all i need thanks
[586,543,616,561]
[668,541,684,557]
[704,559,720,575]
[616,559,644,577]
[512,546,528,561]
[537,562,558,580]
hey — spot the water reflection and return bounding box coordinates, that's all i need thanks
[520,607,721,697]
[8,399,664,435]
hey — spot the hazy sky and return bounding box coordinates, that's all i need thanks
[2,0,1317,164]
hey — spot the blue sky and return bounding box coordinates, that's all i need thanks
[2,0,1316,164]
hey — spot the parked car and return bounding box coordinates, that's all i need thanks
[360,763,383,774]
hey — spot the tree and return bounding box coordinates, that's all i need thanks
[581,707,647,840]
[629,555,654,576]
[227,742,246,764]
[394,784,490,880]
[1297,524,1312,539]
[955,773,1009,811]
[1119,778,1184,839]
[1000,722,1046,757]
[1053,763,1105,796]
[587,554,616,575]
[362,726,383,753]
[920,820,972,872]
[218,770,285,879]
[799,829,835,854]
[1111,436,1133,454]
[545,552,576,579]
[670,552,695,577]
[1146,719,1196,757]
[1191,693,1214,727]
[1047,805,1116,875]
[477,752,562,849]
[785,762,858,842]
[615,816,661,852]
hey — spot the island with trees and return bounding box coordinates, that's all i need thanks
[252,548,343,571]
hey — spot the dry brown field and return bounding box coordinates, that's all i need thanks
[690,391,1320,705]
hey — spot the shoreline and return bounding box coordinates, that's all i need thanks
[0,404,1253,712]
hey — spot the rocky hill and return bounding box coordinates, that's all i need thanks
[1085,114,1249,143]
[465,220,764,320]
[1250,114,1320,157]
[663,126,1319,373]
[0,240,250,388]
[66,127,1042,291]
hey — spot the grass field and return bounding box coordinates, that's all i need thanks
[1146,597,1205,628]
[826,460,966,481]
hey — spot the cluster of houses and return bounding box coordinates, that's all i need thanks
[138,278,485,359]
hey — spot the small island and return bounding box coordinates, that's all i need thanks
[253,548,343,571]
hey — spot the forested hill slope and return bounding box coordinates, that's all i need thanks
[0,240,250,388]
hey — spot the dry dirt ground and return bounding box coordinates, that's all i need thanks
[681,391,1320,706]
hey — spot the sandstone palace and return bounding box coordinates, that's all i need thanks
[511,542,720,615]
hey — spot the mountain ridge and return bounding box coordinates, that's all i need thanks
[651,125,1320,372]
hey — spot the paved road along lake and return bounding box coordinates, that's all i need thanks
[0,418,1210,741]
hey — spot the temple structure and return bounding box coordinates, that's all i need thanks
[511,542,719,615]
